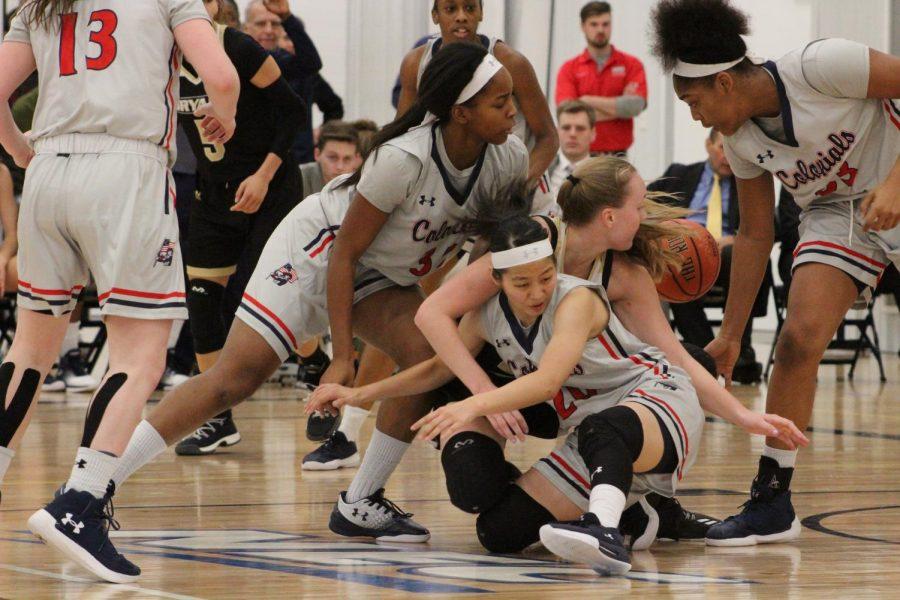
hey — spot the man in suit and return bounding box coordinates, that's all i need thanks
[532,99,595,215]
[650,128,771,384]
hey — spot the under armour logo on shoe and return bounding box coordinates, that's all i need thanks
[769,478,780,489]
[352,508,368,522]
[61,513,84,534]
[757,150,774,164]
[604,532,614,539]
[75,459,87,469]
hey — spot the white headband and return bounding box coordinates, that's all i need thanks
[673,51,763,78]
[421,53,504,125]
[491,239,554,270]
[456,53,503,104]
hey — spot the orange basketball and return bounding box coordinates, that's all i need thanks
[655,220,721,303]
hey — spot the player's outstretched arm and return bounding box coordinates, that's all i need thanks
[175,20,239,142]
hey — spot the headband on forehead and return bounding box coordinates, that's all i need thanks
[491,239,554,270]
[673,51,763,78]
[455,53,503,105]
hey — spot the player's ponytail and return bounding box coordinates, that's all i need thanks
[340,41,490,188]
[557,156,690,281]
[18,0,77,30]
[650,0,755,86]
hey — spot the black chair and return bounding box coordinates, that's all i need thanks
[765,285,886,382]
[75,288,107,374]
[0,293,17,353]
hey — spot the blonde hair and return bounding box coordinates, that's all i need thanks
[557,156,692,281]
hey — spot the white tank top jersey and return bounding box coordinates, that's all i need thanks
[479,274,689,430]
[723,39,900,210]
[5,0,210,163]
[417,35,531,148]
[315,122,528,287]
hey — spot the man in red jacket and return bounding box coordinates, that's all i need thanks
[555,1,647,156]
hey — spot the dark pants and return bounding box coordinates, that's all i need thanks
[171,171,198,374]
[670,244,772,351]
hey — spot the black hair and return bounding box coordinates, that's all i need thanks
[650,0,755,85]
[340,41,489,188]
[580,1,611,22]
[432,0,483,10]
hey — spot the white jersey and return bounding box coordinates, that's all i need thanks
[480,274,691,431]
[417,35,531,148]
[6,0,209,163]
[318,122,528,287]
[724,40,900,210]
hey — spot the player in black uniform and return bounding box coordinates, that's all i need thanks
[174,0,306,455]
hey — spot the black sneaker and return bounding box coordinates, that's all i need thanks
[296,347,331,391]
[329,489,430,542]
[41,365,66,392]
[706,457,800,546]
[306,411,341,442]
[27,482,140,583]
[649,494,720,540]
[732,346,763,385]
[539,512,631,576]
[60,349,99,393]
[302,431,360,471]
[618,496,659,550]
[175,415,241,455]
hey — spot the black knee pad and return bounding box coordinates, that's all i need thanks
[476,484,554,553]
[0,362,41,446]
[681,342,717,378]
[81,373,128,447]
[187,279,226,354]
[577,405,645,490]
[441,431,518,514]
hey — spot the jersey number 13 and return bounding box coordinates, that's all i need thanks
[59,11,118,76]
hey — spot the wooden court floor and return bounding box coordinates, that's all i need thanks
[1,354,898,599]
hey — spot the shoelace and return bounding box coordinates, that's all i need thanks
[365,492,413,519]
[191,418,227,440]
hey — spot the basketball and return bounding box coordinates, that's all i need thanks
[655,219,721,303]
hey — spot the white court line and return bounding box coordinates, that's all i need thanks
[0,562,205,600]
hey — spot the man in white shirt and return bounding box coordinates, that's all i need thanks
[534,99,596,214]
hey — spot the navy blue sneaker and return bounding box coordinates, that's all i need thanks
[305,410,341,442]
[330,489,430,542]
[28,482,140,583]
[302,431,360,471]
[706,457,801,547]
[175,414,241,455]
[540,512,631,576]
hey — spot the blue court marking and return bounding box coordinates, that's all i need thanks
[399,566,757,586]
[122,549,489,594]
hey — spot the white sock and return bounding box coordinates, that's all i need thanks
[345,429,409,503]
[60,322,80,355]
[111,420,168,487]
[337,406,369,443]
[66,447,119,498]
[0,446,14,484]
[763,445,797,469]
[589,484,627,528]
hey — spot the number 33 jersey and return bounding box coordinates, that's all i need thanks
[723,38,900,210]
[6,0,210,164]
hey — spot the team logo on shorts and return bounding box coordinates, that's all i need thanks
[155,239,176,267]
[268,263,298,286]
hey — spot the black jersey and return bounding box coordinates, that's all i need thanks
[178,26,282,183]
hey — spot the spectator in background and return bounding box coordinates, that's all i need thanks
[350,119,378,154]
[391,35,433,109]
[245,0,323,165]
[220,0,241,27]
[299,121,363,200]
[555,1,647,157]
[649,129,769,384]
[532,100,596,215]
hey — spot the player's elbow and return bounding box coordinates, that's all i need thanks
[205,64,241,101]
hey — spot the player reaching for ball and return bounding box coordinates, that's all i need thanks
[651,0,900,546]
[309,156,808,549]
[308,206,807,576]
